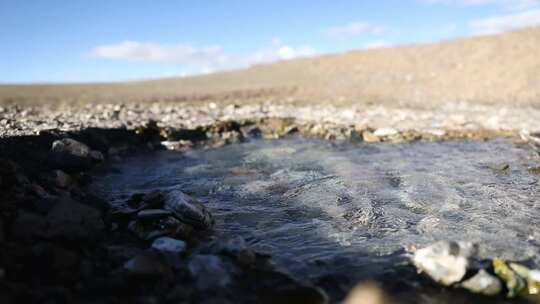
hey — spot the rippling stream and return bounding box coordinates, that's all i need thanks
[93,138,540,301]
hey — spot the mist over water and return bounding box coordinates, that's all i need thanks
[94,138,540,282]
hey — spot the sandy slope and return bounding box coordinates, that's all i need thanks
[1,26,540,108]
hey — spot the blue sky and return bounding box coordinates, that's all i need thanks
[1,0,539,83]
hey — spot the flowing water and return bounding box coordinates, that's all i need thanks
[93,138,540,299]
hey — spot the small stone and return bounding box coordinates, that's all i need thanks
[164,189,214,230]
[373,127,398,137]
[151,237,186,268]
[362,130,380,143]
[124,251,171,276]
[489,163,509,171]
[461,269,502,296]
[137,209,172,220]
[493,257,526,298]
[51,138,90,158]
[188,254,231,290]
[412,241,476,286]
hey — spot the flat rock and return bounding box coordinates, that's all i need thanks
[137,209,172,220]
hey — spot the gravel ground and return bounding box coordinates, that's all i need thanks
[1,101,539,138]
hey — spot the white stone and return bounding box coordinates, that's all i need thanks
[373,127,398,137]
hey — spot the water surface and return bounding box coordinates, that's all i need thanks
[93,138,540,286]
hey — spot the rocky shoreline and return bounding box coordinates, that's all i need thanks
[1,103,540,303]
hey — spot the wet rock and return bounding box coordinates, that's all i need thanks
[151,237,186,268]
[373,127,398,137]
[51,138,91,158]
[412,241,477,286]
[241,124,262,138]
[509,262,540,297]
[12,211,47,241]
[218,236,256,266]
[164,189,214,230]
[53,170,72,188]
[0,217,4,243]
[461,269,502,296]
[188,254,231,290]
[137,209,172,220]
[128,216,194,241]
[124,251,171,276]
[493,257,526,298]
[45,199,105,241]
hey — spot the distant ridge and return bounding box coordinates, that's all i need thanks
[2,26,540,108]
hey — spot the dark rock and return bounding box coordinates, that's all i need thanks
[124,250,171,276]
[128,216,194,241]
[188,254,231,290]
[12,211,47,241]
[45,199,105,241]
[53,170,72,188]
[240,125,262,138]
[164,189,214,230]
[140,191,166,208]
[0,217,4,243]
[162,127,207,141]
[50,138,101,172]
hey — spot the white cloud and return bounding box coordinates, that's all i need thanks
[325,22,386,37]
[90,40,316,74]
[470,8,540,34]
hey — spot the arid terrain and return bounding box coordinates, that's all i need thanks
[1,26,540,108]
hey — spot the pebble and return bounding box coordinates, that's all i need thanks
[151,237,186,268]
[373,127,398,137]
[412,241,477,286]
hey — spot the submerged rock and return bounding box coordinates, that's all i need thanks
[461,269,502,296]
[412,241,477,286]
[164,189,214,230]
[188,254,231,290]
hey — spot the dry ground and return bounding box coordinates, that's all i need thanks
[1,26,540,109]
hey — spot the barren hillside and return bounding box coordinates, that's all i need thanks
[2,26,540,108]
